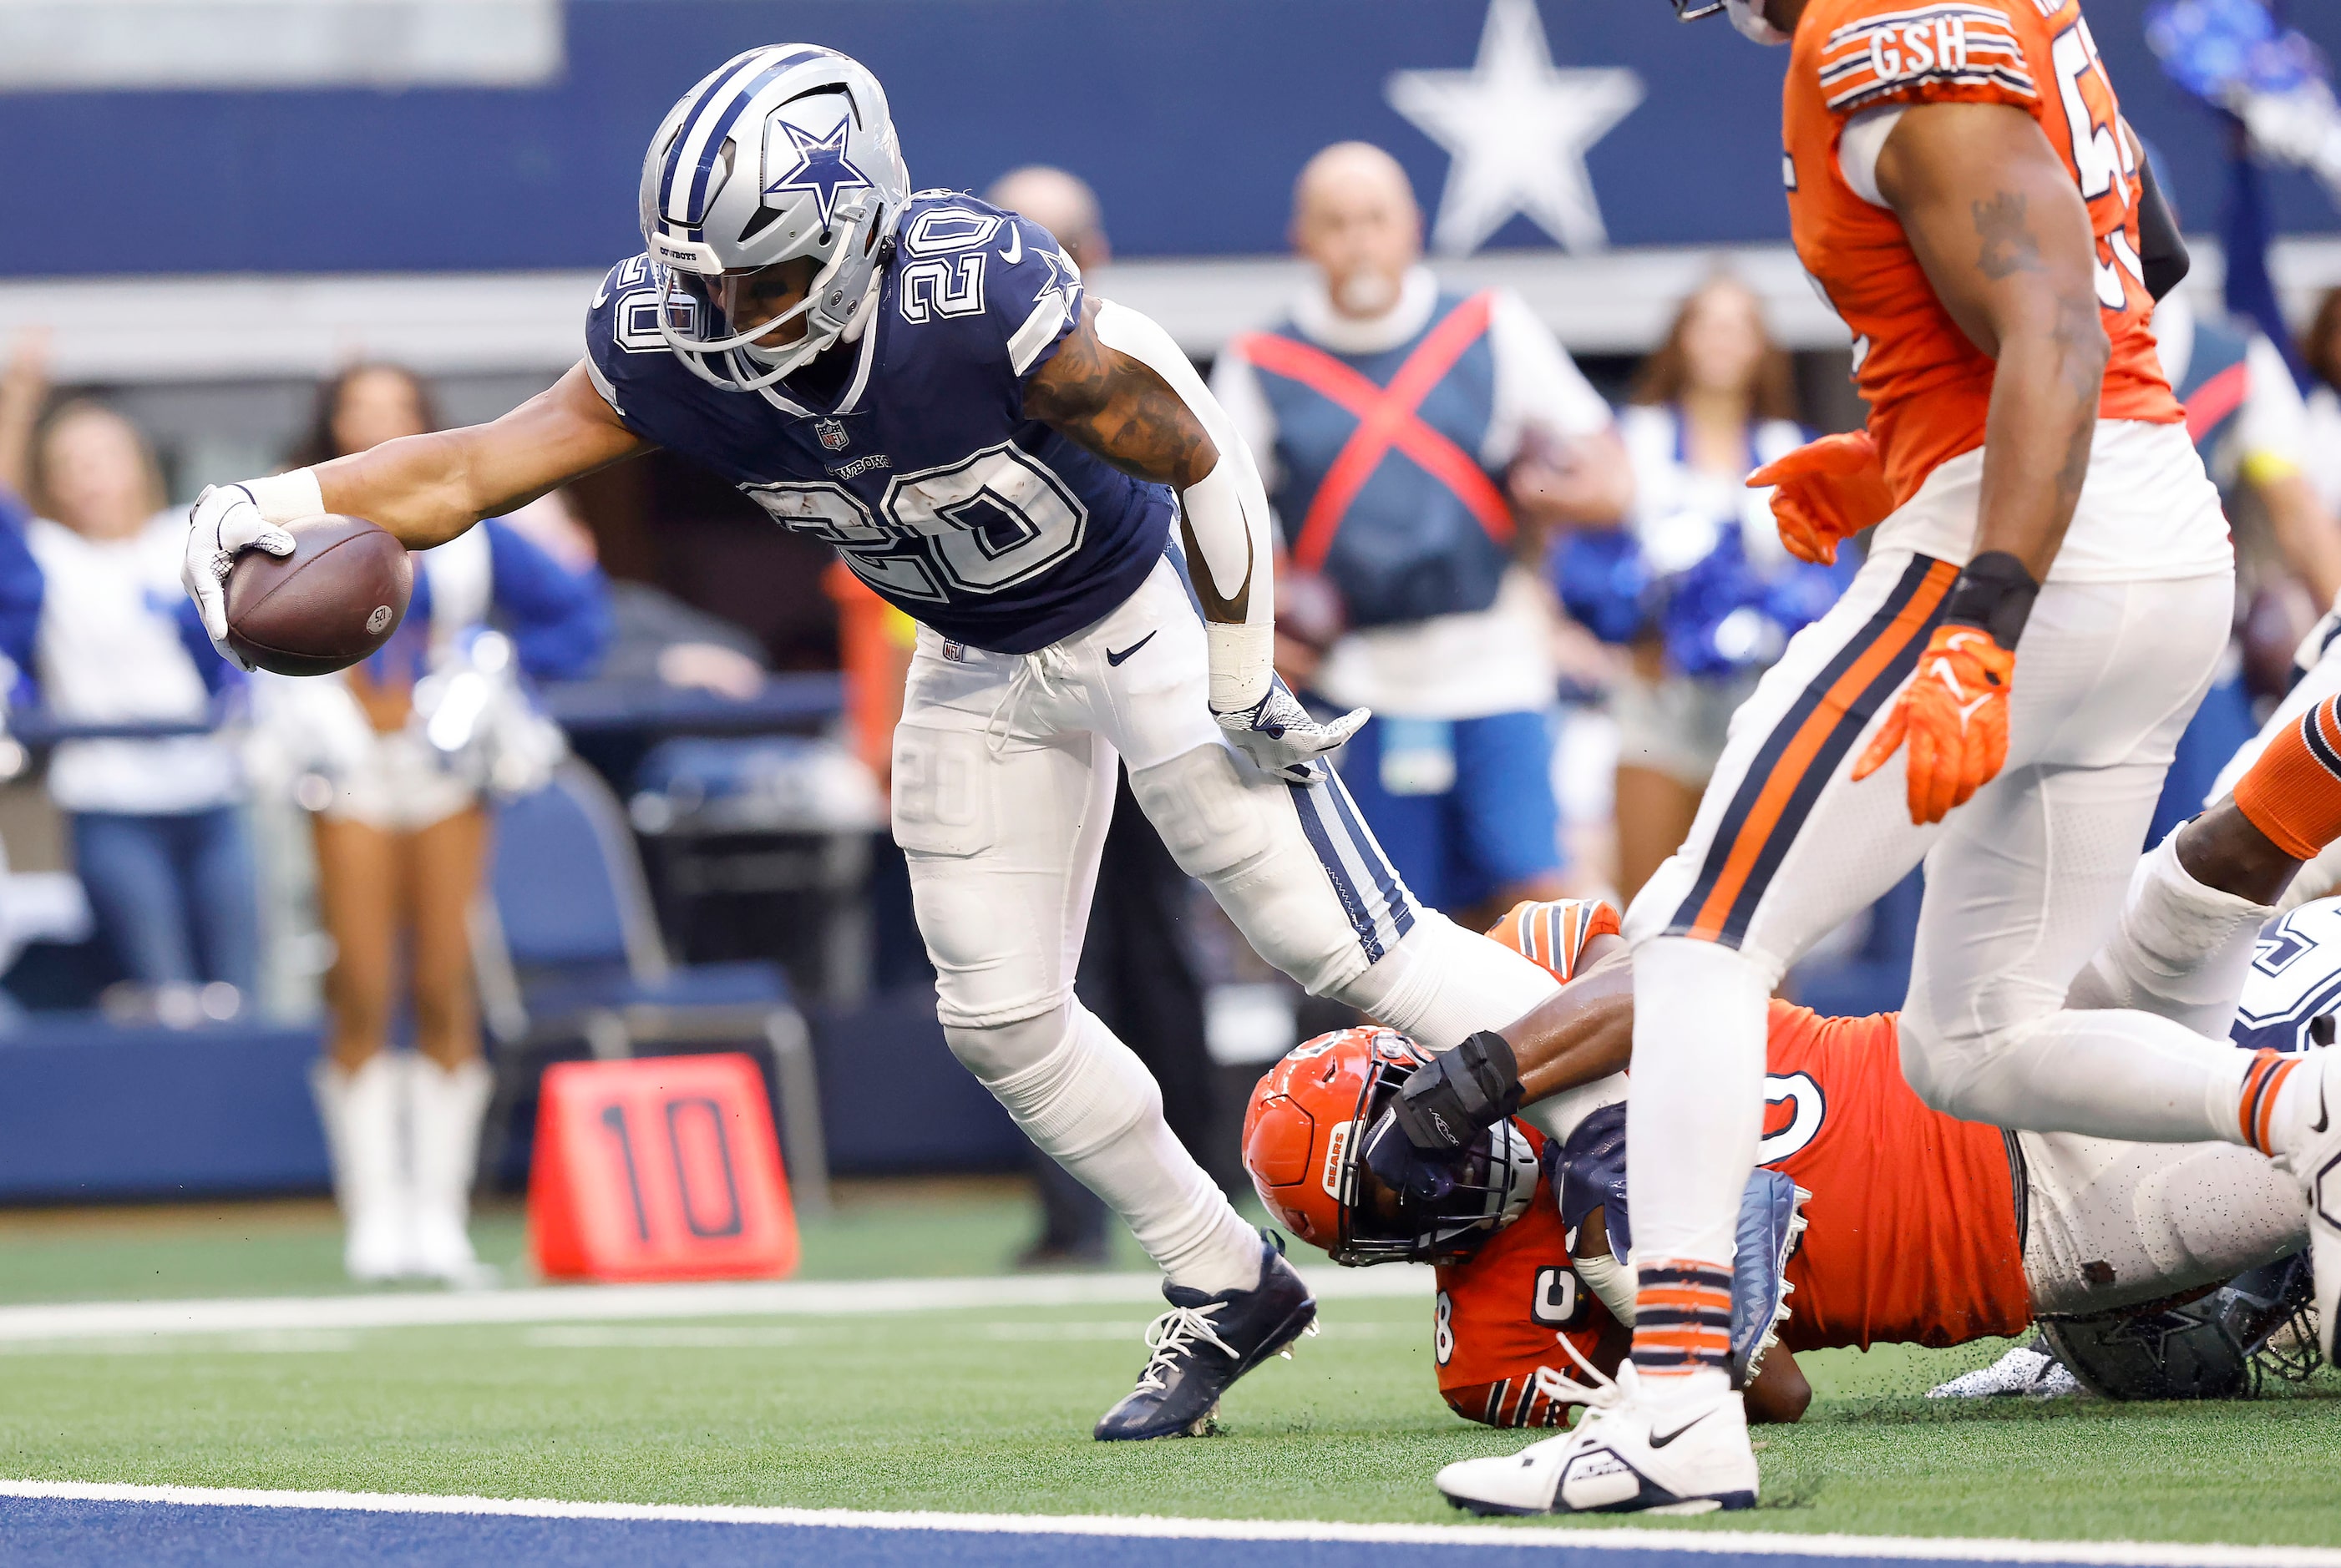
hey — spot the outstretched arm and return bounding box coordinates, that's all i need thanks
[1505,935,1637,1105]
[184,361,650,665]
[1877,101,2109,583]
[312,362,650,551]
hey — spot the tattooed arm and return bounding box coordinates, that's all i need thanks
[1025,297,1363,775]
[1875,101,2110,580]
[1024,296,1267,626]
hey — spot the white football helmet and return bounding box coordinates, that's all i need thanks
[638,45,911,391]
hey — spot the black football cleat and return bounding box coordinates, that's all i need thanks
[1093,1232,1317,1440]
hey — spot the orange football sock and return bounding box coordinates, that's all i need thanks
[1630,1258,1734,1380]
[2237,1049,2304,1156]
[2235,696,2341,862]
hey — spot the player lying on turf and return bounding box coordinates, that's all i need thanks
[178,45,1585,1439]
[1245,883,2320,1439]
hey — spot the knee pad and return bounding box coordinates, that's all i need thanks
[1128,745,1371,996]
[943,1005,1070,1085]
[955,1004,1161,1160]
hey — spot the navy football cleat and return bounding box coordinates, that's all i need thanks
[1094,1232,1318,1440]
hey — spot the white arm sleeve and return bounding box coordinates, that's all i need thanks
[1837,106,1906,209]
[1484,290,1613,469]
[1206,345,1285,503]
[1094,299,1279,710]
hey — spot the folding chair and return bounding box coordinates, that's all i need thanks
[471,760,829,1213]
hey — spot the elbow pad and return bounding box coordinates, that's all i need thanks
[2136,155,2189,303]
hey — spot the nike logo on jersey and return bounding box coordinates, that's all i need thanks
[1106,631,1156,666]
[1000,225,1022,265]
[1646,1409,1713,1449]
[2314,1082,2330,1137]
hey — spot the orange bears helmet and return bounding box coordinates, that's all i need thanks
[1243,1025,1538,1266]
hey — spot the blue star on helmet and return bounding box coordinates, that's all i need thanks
[763,117,873,230]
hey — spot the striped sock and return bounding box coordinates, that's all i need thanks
[1630,1258,1734,1380]
[2237,1049,2305,1156]
[2235,696,2341,861]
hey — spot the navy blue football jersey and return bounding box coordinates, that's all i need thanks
[584,193,1176,654]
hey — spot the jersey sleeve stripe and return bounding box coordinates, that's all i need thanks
[1007,288,1075,376]
[1819,6,2034,114]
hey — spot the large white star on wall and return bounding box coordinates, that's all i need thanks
[1386,0,1646,255]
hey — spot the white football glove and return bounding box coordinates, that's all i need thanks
[1214,678,1367,784]
[181,484,296,670]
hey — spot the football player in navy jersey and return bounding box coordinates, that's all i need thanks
[182,44,1588,1439]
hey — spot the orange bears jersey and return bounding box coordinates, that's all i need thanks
[1432,1155,1619,1429]
[1758,1003,2030,1351]
[1431,1004,2029,1423]
[1784,0,2182,503]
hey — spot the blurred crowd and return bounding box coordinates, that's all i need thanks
[4,138,2340,1277]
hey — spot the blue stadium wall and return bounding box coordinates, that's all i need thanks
[2,0,2336,279]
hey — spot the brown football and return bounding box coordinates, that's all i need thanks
[223,514,413,677]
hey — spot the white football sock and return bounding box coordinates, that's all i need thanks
[959,1004,1261,1295]
[1342,909,1560,1050]
[1623,938,1769,1266]
[2065,829,2271,1037]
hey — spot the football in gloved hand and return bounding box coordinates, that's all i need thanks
[223,514,413,676]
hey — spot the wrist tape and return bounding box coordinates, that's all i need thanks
[1943,549,2040,648]
[242,468,324,525]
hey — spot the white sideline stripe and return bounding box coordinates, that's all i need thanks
[0,1480,2332,1565]
[0,1266,1429,1343]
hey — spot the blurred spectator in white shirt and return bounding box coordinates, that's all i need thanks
[1212,142,1629,923]
[0,332,256,1016]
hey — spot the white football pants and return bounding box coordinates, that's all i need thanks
[894,557,1566,1290]
[1623,542,2241,1265]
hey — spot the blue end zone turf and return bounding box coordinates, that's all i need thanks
[6,1490,2337,1568]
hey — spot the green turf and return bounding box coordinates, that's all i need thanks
[3,1195,2338,1545]
[1,1295,2338,1544]
[0,1186,1150,1306]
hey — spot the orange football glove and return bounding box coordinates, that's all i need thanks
[1747,430,1895,566]
[1852,625,2015,825]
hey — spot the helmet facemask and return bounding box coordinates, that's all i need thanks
[1330,1063,1538,1266]
[1668,0,1790,43]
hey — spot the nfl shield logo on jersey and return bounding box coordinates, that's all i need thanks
[814,417,849,451]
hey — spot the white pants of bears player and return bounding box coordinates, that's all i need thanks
[893,558,1568,1293]
[1623,536,2244,1276]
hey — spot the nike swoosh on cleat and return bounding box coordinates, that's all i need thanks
[1646,1409,1714,1449]
[1106,631,1156,666]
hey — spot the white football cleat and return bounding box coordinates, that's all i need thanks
[2279,1048,2341,1362]
[1435,1347,1756,1517]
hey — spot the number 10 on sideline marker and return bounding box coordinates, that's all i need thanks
[530,1054,800,1282]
